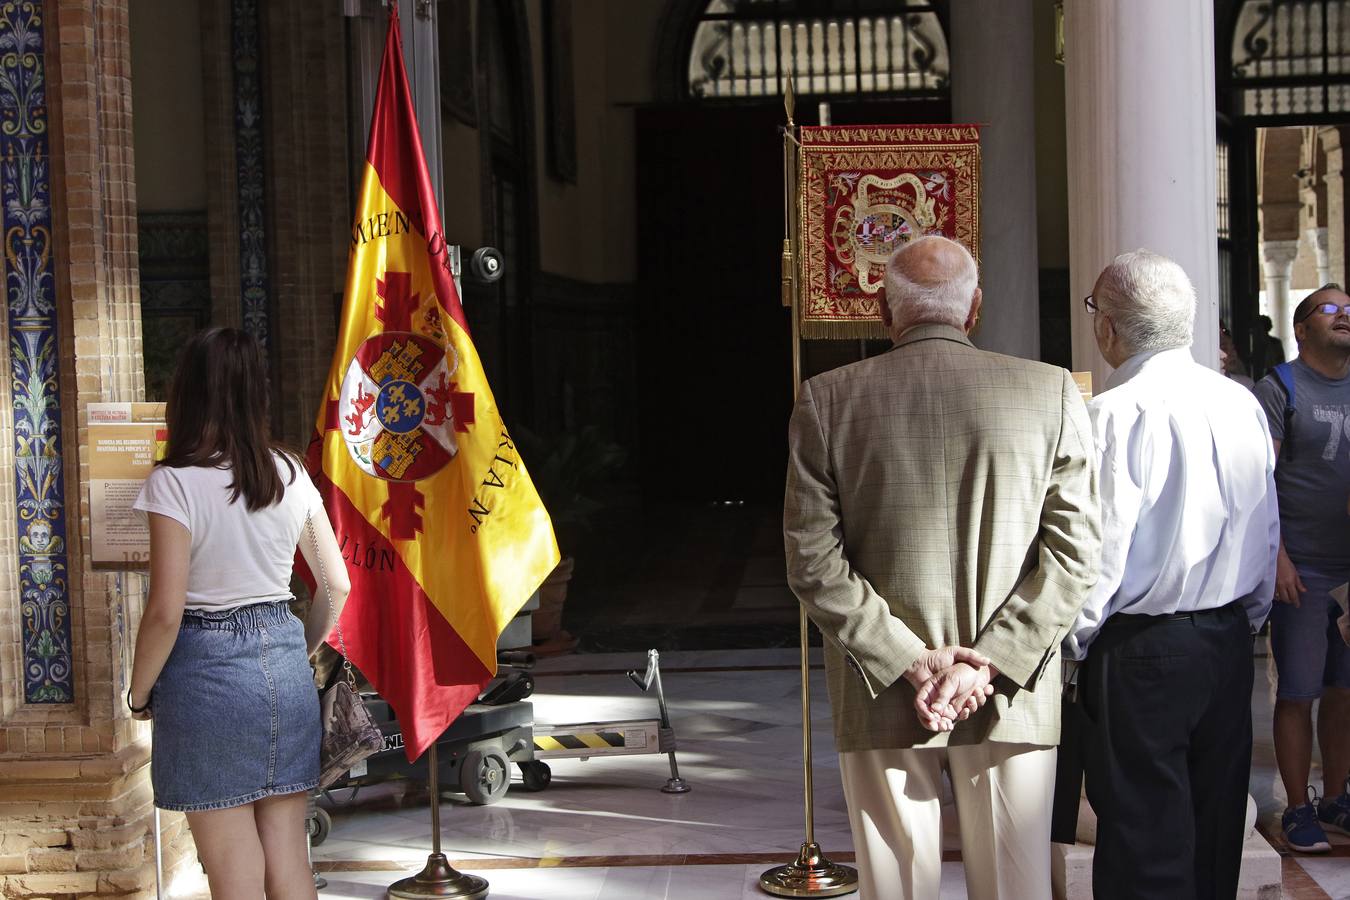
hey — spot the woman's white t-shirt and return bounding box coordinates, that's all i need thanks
[133,452,324,611]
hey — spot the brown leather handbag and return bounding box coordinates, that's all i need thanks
[306,514,384,789]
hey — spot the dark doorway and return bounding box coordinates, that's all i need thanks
[551,98,949,653]
[635,104,791,505]
[634,98,950,505]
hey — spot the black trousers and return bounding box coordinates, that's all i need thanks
[1082,602,1254,900]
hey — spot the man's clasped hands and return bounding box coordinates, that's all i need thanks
[902,647,1000,732]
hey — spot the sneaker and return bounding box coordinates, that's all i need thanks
[1319,778,1350,836]
[1285,787,1333,852]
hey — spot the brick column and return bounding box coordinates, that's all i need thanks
[0,1,197,895]
[200,0,243,330]
[1306,226,1331,285]
[261,0,350,448]
[1298,131,1331,285]
[1319,126,1346,288]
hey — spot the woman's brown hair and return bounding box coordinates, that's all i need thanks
[158,327,298,510]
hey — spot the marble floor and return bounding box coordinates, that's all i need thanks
[1250,639,1350,900]
[198,643,1339,900]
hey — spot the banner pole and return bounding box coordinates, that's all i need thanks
[387,744,489,899]
[760,77,859,899]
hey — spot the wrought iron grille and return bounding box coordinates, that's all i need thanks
[1217,137,1234,319]
[1231,0,1350,116]
[1217,140,1232,241]
[687,0,949,99]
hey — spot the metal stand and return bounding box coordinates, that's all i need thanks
[627,648,690,793]
[306,793,327,890]
[760,77,858,899]
[758,615,857,898]
[387,745,489,899]
[153,808,164,900]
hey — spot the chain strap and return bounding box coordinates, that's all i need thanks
[306,512,356,690]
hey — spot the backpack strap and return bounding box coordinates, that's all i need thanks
[1273,362,1296,461]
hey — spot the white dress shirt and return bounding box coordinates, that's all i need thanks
[1064,347,1279,660]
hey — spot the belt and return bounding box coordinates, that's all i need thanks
[1104,600,1242,628]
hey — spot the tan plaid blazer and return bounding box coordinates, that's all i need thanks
[784,324,1101,751]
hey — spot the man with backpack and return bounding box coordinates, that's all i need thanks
[1254,283,1350,853]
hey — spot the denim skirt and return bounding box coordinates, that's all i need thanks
[151,600,320,812]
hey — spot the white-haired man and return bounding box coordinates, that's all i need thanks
[1066,251,1279,899]
[785,235,1101,900]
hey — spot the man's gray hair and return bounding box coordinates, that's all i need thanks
[884,235,979,332]
[1096,250,1195,355]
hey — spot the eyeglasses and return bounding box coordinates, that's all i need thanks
[1295,301,1350,324]
[1082,294,1099,316]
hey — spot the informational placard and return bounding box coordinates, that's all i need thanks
[88,403,167,569]
[1071,371,1093,402]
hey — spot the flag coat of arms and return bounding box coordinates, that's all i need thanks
[306,6,559,761]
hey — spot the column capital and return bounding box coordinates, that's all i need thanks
[1299,172,1318,202]
[1319,125,1344,155]
[1305,226,1329,255]
[1261,238,1301,274]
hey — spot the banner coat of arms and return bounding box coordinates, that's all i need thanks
[798,125,981,339]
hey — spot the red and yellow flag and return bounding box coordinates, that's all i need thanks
[306,6,559,761]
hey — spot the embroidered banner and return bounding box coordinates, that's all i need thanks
[798,125,980,339]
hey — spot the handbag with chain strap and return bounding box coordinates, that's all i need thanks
[306,513,384,789]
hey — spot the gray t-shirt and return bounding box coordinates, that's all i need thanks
[1254,359,1350,566]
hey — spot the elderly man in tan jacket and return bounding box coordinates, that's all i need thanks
[784,235,1101,900]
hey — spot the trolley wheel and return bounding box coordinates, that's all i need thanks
[461,749,511,805]
[518,760,551,792]
[308,807,332,846]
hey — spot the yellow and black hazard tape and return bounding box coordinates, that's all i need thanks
[531,719,662,758]
[533,730,626,753]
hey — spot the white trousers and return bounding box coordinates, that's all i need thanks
[838,742,1056,900]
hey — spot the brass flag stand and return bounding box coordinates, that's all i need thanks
[387,745,489,899]
[759,78,859,899]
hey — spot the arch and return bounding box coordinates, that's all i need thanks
[1225,0,1350,119]
[1259,126,1305,242]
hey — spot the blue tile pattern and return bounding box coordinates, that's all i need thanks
[232,0,270,348]
[2,1,72,703]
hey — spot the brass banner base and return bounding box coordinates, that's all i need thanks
[759,842,858,897]
[386,853,488,899]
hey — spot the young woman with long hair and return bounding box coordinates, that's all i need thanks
[127,327,349,899]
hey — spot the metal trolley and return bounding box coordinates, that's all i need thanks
[308,645,688,846]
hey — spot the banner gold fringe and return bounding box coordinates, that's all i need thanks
[799,319,891,340]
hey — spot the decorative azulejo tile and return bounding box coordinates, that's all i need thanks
[231,0,269,348]
[1,1,72,703]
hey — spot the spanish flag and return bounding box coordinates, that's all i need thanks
[306,6,559,761]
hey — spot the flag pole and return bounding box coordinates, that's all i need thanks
[388,744,488,899]
[760,76,859,899]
